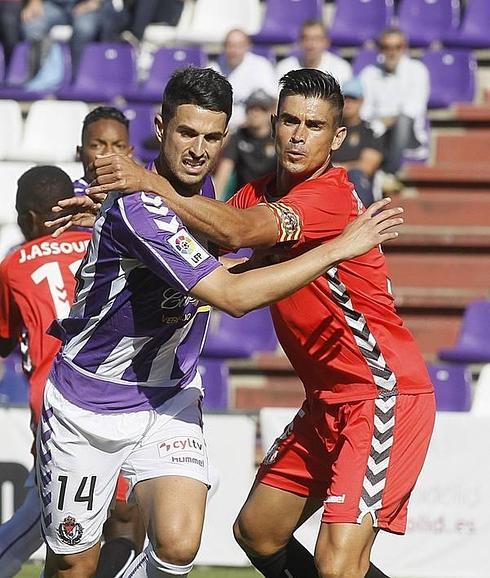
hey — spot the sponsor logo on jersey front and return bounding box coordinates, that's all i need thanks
[168,230,210,268]
[57,515,83,545]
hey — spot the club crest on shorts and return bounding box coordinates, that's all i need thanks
[57,515,83,545]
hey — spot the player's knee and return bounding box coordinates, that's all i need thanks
[233,515,282,558]
[47,550,99,578]
[315,552,369,578]
[152,536,199,567]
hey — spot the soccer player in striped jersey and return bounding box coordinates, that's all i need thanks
[39,67,402,578]
[67,69,435,578]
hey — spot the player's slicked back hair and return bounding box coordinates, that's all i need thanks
[278,69,344,128]
[161,67,233,124]
[16,165,74,216]
[81,106,129,142]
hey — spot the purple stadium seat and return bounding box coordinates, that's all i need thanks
[443,0,490,49]
[57,43,136,102]
[199,358,230,410]
[0,44,4,83]
[123,46,205,103]
[252,45,277,64]
[0,43,71,100]
[203,307,277,358]
[439,300,490,364]
[427,362,472,412]
[251,0,322,45]
[329,0,394,47]
[0,352,29,406]
[422,49,476,108]
[398,0,460,47]
[122,103,157,163]
[351,47,382,75]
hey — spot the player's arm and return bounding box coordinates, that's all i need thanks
[86,154,278,249]
[0,264,21,357]
[190,199,403,316]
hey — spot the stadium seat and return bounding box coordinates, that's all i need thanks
[251,0,322,45]
[123,46,205,103]
[351,47,382,75]
[7,100,89,162]
[203,307,278,358]
[0,352,29,406]
[122,103,157,163]
[0,101,23,160]
[0,43,71,101]
[329,0,394,47]
[439,300,490,364]
[422,49,476,108]
[142,0,195,46]
[0,162,33,225]
[0,43,5,83]
[397,0,460,47]
[427,362,472,411]
[57,43,136,102]
[175,0,261,44]
[443,0,490,49]
[471,364,490,416]
[199,358,230,410]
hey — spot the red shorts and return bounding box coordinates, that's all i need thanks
[115,475,129,502]
[257,392,436,534]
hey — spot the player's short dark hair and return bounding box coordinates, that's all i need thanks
[16,165,74,216]
[161,67,233,124]
[278,68,344,128]
[300,19,327,35]
[81,106,129,142]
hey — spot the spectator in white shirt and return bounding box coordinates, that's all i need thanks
[276,20,352,88]
[360,28,430,173]
[212,28,277,130]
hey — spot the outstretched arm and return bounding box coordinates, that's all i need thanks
[87,154,278,249]
[189,199,403,317]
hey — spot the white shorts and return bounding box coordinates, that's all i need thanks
[37,378,209,555]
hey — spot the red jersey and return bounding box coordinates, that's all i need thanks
[229,168,433,403]
[0,231,91,428]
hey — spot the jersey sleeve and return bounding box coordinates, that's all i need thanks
[265,180,352,246]
[0,259,22,340]
[114,193,221,292]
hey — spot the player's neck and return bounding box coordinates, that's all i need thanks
[276,158,332,195]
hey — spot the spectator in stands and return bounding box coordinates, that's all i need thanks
[0,0,22,66]
[333,77,383,207]
[276,19,352,88]
[214,89,276,200]
[212,28,277,129]
[360,28,430,174]
[21,0,104,79]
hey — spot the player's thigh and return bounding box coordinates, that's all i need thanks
[37,382,131,557]
[315,516,376,578]
[134,475,208,563]
[235,481,322,556]
[124,399,210,560]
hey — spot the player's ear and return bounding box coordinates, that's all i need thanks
[75,145,82,162]
[271,114,277,138]
[331,126,347,151]
[127,145,135,158]
[154,114,165,143]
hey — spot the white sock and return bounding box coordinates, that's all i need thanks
[121,545,193,577]
[0,484,43,578]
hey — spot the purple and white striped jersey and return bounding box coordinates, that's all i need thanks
[73,177,89,197]
[49,180,221,414]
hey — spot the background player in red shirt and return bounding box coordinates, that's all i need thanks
[0,166,92,577]
[67,69,435,578]
[0,165,144,578]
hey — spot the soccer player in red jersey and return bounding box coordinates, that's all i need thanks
[49,69,432,578]
[0,166,91,577]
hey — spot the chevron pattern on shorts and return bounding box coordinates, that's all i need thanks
[325,267,398,524]
[38,404,54,528]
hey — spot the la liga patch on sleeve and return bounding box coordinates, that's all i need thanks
[168,230,211,268]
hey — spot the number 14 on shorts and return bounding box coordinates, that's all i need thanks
[57,475,97,511]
